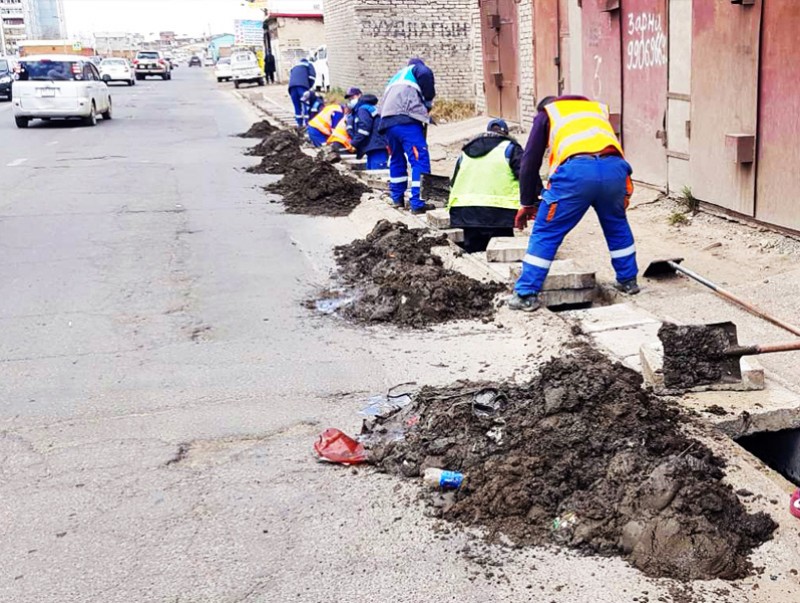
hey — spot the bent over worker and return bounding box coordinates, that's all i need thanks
[306,103,343,147]
[447,119,522,253]
[287,58,316,127]
[350,93,389,171]
[507,95,639,312]
[378,58,436,214]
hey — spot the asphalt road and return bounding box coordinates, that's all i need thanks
[0,69,776,602]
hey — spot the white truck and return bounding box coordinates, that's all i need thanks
[231,50,265,89]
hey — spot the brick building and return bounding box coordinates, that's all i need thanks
[324,0,475,101]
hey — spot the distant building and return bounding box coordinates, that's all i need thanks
[208,33,235,61]
[265,7,324,83]
[94,31,144,59]
[0,0,27,55]
[25,0,66,40]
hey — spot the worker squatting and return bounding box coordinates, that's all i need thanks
[286,58,640,309]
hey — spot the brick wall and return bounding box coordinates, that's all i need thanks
[270,17,326,83]
[324,0,473,101]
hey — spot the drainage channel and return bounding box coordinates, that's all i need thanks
[737,428,800,487]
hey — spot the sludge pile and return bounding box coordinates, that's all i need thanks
[246,129,307,174]
[323,220,504,327]
[366,349,777,580]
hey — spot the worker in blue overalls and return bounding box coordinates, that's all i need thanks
[287,58,316,127]
[347,88,389,171]
[378,58,436,214]
[507,95,639,312]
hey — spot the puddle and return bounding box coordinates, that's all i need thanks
[737,428,800,486]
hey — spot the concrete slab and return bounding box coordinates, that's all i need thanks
[561,303,661,334]
[426,209,450,229]
[508,260,596,291]
[540,288,597,308]
[592,322,663,361]
[486,237,528,263]
[441,228,464,244]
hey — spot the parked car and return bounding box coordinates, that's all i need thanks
[189,55,202,67]
[310,45,330,92]
[133,50,171,80]
[204,56,215,67]
[231,50,265,89]
[0,56,14,101]
[100,58,135,86]
[215,57,232,82]
[12,55,112,128]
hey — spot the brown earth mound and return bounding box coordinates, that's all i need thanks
[323,220,504,327]
[245,129,307,174]
[366,349,776,580]
[237,120,278,138]
[265,154,370,217]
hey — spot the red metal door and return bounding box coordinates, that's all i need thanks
[621,0,668,188]
[534,0,560,103]
[756,0,800,231]
[479,0,519,121]
[581,1,622,115]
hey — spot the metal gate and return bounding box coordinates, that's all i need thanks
[533,0,560,103]
[580,0,622,116]
[756,0,800,231]
[479,0,520,121]
[621,0,668,187]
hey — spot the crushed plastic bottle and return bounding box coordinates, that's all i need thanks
[423,468,464,489]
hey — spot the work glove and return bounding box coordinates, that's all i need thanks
[515,205,539,230]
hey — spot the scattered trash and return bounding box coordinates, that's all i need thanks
[485,424,504,445]
[472,388,507,418]
[551,511,579,543]
[423,468,465,489]
[791,489,800,519]
[313,428,367,465]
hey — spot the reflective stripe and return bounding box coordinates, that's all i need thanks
[523,254,553,269]
[357,129,370,136]
[553,127,619,160]
[390,176,408,183]
[410,181,421,188]
[609,244,636,259]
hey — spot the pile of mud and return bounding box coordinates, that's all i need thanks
[237,120,278,138]
[325,220,504,327]
[367,349,776,580]
[659,322,736,390]
[245,129,307,175]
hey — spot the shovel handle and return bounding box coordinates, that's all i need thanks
[727,340,800,357]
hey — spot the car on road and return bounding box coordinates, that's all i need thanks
[189,55,202,67]
[310,45,330,92]
[100,58,135,86]
[12,55,112,128]
[231,50,265,89]
[204,56,215,67]
[0,56,15,101]
[133,50,171,80]
[215,57,232,82]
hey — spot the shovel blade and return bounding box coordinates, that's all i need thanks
[644,258,684,279]
[659,321,743,389]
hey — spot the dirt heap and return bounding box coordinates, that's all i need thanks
[245,129,307,174]
[659,323,738,390]
[324,220,504,327]
[237,119,279,138]
[367,348,776,580]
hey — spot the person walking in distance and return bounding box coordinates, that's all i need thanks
[507,95,639,312]
[287,57,316,127]
[264,51,276,84]
[378,58,436,214]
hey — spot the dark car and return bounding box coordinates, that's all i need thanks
[189,56,202,67]
[0,57,14,101]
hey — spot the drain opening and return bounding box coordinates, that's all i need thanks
[736,428,800,487]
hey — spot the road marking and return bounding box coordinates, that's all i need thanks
[7,158,28,167]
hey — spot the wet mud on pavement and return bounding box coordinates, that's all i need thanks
[365,348,777,581]
[236,119,279,138]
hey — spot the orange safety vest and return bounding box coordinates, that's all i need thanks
[544,99,624,177]
[327,118,354,152]
[308,104,341,136]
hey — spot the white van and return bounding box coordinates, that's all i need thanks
[12,55,112,128]
[231,50,265,89]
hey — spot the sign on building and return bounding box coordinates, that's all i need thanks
[234,19,264,46]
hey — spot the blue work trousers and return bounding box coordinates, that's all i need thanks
[366,148,389,170]
[515,155,638,296]
[289,86,308,127]
[384,123,430,210]
[308,127,328,147]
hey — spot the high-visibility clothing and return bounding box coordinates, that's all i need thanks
[544,100,623,177]
[448,141,520,211]
[308,104,343,136]
[327,118,354,152]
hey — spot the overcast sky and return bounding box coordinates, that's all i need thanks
[63,0,259,36]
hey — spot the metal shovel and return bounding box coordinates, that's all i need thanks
[644,258,800,337]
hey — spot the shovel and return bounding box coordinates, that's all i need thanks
[644,258,800,337]
[659,321,800,388]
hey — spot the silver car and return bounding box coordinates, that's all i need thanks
[12,55,112,128]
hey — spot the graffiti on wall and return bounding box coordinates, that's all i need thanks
[625,12,667,71]
[360,19,469,40]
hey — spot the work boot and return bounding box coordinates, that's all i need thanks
[391,200,406,210]
[614,278,641,295]
[505,292,541,312]
[410,202,436,215]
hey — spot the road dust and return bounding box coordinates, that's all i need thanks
[245,129,307,174]
[659,323,736,390]
[237,120,279,138]
[317,220,504,327]
[365,348,776,580]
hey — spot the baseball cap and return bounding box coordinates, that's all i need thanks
[487,119,510,135]
[344,87,362,99]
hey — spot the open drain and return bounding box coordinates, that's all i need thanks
[736,428,800,486]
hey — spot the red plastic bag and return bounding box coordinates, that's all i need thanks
[313,428,367,465]
[791,489,800,519]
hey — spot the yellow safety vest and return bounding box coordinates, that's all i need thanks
[447,141,520,210]
[327,118,354,152]
[308,104,341,136]
[545,100,623,176]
